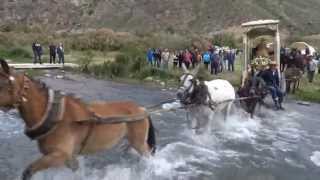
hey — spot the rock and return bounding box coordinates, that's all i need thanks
[56,75,64,79]
[160,82,166,86]
[45,74,51,77]
[297,101,311,106]
[144,76,153,81]
[162,102,182,111]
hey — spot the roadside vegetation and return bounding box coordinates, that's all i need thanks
[294,75,320,102]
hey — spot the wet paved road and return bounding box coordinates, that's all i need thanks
[0,71,320,180]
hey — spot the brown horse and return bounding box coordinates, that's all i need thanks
[0,59,156,180]
[237,70,269,117]
[280,49,307,72]
[285,66,303,93]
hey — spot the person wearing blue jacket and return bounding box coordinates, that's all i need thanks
[147,48,154,66]
[202,51,211,70]
[210,51,219,75]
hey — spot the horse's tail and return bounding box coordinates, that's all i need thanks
[147,116,156,155]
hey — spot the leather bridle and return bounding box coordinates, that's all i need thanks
[0,72,26,108]
[178,73,195,99]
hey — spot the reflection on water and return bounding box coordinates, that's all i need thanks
[1,72,320,180]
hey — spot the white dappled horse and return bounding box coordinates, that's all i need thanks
[177,64,236,133]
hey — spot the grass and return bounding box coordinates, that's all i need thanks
[0,46,32,62]
[293,73,320,103]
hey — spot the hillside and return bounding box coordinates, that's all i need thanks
[1,0,320,35]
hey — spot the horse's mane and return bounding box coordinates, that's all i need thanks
[190,81,209,105]
[27,75,88,108]
[25,75,49,98]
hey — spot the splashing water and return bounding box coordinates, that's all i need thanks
[310,151,320,167]
[0,110,24,138]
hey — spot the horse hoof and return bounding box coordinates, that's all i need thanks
[66,158,79,172]
[22,168,32,180]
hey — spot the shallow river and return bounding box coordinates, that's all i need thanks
[1,71,320,180]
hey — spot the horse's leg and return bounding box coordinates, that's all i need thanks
[197,106,212,133]
[188,108,199,130]
[22,151,69,180]
[293,81,297,94]
[126,119,152,156]
[256,101,262,117]
[224,101,233,121]
[285,81,289,93]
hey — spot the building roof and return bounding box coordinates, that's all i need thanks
[241,19,280,27]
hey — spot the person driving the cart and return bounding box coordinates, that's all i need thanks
[260,61,285,110]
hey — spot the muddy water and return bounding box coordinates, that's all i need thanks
[1,71,320,180]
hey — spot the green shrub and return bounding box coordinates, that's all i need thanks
[0,47,32,59]
[212,33,238,48]
[10,47,31,58]
[67,30,124,51]
[79,51,94,73]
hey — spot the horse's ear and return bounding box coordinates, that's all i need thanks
[182,63,189,73]
[0,58,10,74]
[191,64,200,75]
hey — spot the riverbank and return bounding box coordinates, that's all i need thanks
[1,30,319,103]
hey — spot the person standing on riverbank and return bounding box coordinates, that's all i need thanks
[49,43,56,64]
[146,48,155,66]
[169,50,176,70]
[178,50,184,68]
[32,41,43,64]
[210,50,219,75]
[228,49,236,72]
[203,50,211,70]
[154,48,162,68]
[161,48,170,70]
[57,43,65,65]
[307,55,317,83]
[183,49,192,69]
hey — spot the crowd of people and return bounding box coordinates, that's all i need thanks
[146,46,237,75]
[32,42,65,64]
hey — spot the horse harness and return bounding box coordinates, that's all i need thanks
[179,74,217,111]
[25,89,66,140]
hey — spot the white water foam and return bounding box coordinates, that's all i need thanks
[310,151,320,167]
[0,110,24,138]
[30,142,220,180]
[219,115,260,141]
[162,102,181,111]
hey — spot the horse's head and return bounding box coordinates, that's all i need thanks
[176,64,200,104]
[0,59,23,110]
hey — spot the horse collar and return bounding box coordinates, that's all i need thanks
[25,89,65,140]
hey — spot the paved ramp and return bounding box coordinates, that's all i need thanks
[8,63,78,69]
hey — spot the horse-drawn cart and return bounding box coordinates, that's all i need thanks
[241,19,285,92]
[238,20,286,114]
